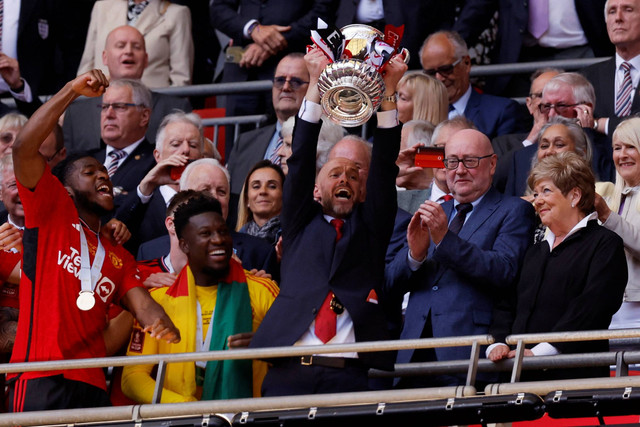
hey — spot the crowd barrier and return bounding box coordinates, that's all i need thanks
[0,329,639,426]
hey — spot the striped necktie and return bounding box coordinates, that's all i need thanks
[269,132,283,166]
[615,62,634,117]
[107,149,127,177]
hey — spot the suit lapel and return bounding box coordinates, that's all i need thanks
[135,0,166,37]
[462,89,480,120]
[601,58,617,114]
[458,188,500,241]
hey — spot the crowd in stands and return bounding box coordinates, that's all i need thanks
[0,0,638,414]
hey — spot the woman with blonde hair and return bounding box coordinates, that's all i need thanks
[595,117,640,332]
[396,72,448,125]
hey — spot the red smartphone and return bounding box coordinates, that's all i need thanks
[415,146,445,168]
[170,165,186,181]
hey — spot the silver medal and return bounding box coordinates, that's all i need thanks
[76,291,96,311]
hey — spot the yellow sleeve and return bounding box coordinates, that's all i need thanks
[121,324,197,404]
[246,273,279,397]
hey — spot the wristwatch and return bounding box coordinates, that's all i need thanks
[382,92,397,103]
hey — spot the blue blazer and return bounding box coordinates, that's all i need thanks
[387,187,535,364]
[250,117,401,369]
[503,144,537,197]
[464,90,525,140]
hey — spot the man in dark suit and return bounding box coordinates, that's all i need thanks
[493,68,561,193]
[249,48,406,395]
[227,53,309,196]
[63,26,191,154]
[454,0,613,96]
[420,31,526,140]
[88,79,156,210]
[136,158,279,277]
[581,0,640,148]
[387,128,535,387]
[503,72,612,197]
[115,112,204,253]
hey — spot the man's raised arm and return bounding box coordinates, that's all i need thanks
[12,70,109,189]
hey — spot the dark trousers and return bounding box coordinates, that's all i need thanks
[8,375,111,412]
[262,359,370,397]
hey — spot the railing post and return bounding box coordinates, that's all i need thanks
[615,351,629,377]
[465,340,480,387]
[510,339,525,383]
[151,360,167,404]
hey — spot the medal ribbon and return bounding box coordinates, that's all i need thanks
[79,225,106,299]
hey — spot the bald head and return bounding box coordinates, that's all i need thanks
[328,137,371,196]
[102,26,149,80]
[444,129,496,203]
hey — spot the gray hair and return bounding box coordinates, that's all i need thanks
[404,120,435,147]
[109,79,152,109]
[0,113,27,133]
[155,111,204,154]
[419,30,469,66]
[543,72,596,107]
[0,153,13,186]
[179,158,230,190]
[533,116,593,165]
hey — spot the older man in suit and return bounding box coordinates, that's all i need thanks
[581,0,640,143]
[420,31,526,140]
[388,128,535,388]
[88,79,156,210]
[227,53,309,196]
[115,111,204,252]
[249,48,406,395]
[63,26,192,154]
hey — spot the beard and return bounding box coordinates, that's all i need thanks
[73,189,113,217]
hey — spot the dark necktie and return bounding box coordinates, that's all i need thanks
[314,218,345,343]
[448,203,473,235]
[107,149,127,177]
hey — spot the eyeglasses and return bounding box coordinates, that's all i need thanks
[45,147,64,163]
[538,102,580,115]
[422,58,463,77]
[0,132,16,145]
[443,154,494,170]
[97,102,143,112]
[273,76,309,90]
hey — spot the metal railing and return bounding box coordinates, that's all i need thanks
[1,329,640,425]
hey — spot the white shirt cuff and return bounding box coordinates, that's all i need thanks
[530,342,559,356]
[10,79,33,103]
[406,250,425,271]
[604,118,610,135]
[136,184,153,204]
[298,98,323,123]
[376,109,398,128]
[243,19,259,39]
[485,342,508,358]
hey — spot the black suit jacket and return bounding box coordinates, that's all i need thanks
[492,132,528,193]
[136,232,280,278]
[89,139,156,209]
[227,124,276,195]
[250,116,401,370]
[454,0,613,94]
[490,221,626,379]
[582,57,640,133]
[116,187,169,255]
[63,92,192,154]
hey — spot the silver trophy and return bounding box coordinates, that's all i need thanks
[315,24,408,127]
